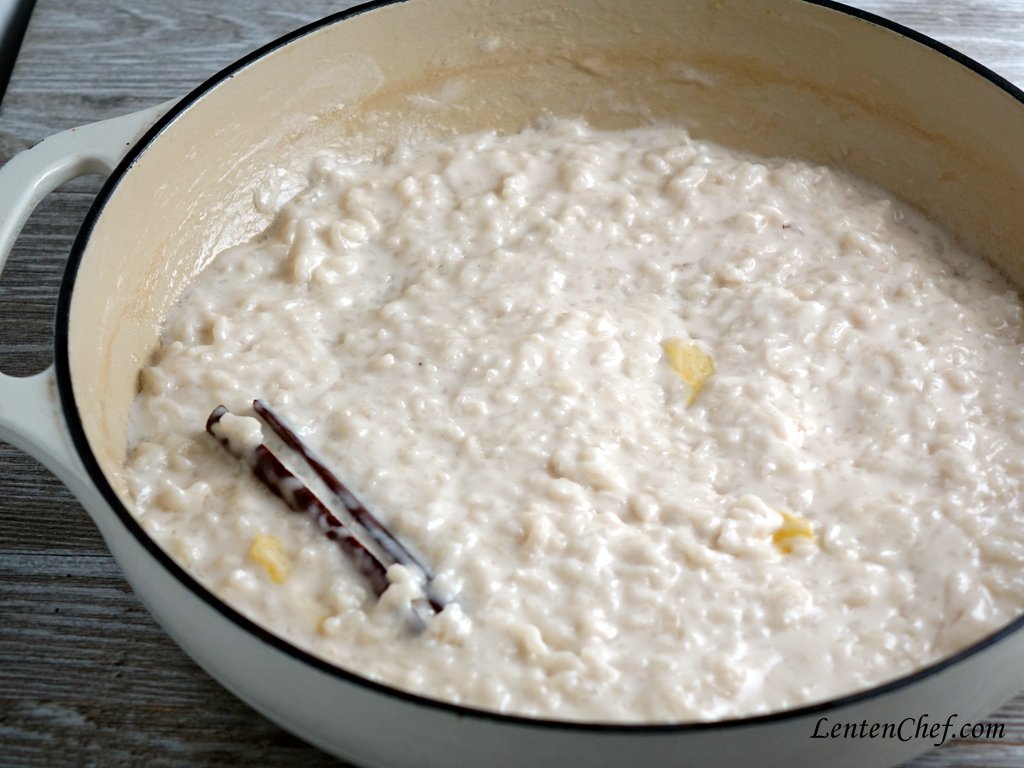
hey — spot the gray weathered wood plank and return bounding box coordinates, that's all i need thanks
[1,1,1023,766]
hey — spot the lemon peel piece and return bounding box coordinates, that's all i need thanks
[249,534,291,583]
[773,511,815,554]
[662,338,715,406]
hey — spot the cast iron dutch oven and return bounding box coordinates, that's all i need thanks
[2,1,1024,765]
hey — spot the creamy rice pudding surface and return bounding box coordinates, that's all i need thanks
[125,119,1024,722]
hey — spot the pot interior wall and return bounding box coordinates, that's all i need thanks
[68,0,1024,504]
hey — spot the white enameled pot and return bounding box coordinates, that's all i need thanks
[2,1,1024,766]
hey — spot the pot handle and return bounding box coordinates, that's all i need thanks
[0,102,172,487]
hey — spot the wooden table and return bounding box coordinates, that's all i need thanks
[2,1,1023,765]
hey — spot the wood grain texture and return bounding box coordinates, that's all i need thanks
[1,1,1023,766]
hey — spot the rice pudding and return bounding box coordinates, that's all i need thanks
[124,119,1024,722]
